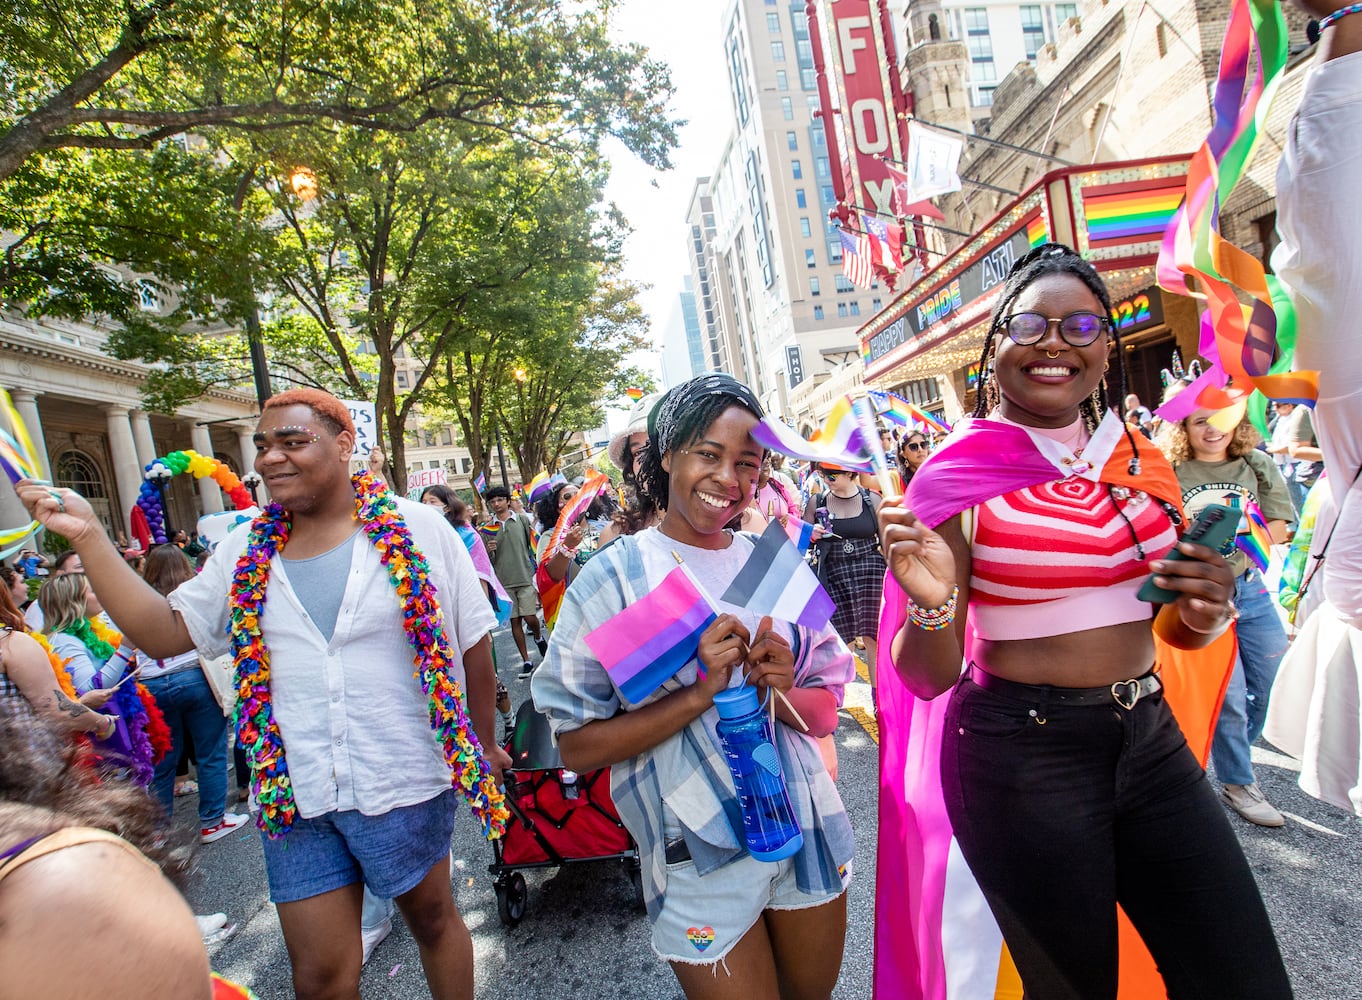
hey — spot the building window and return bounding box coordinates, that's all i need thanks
[792,159,802,179]
[729,35,750,126]
[776,69,789,90]
[814,305,824,320]
[849,300,861,316]
[1021,6,1046,58]
[815,155,830,178]
[800,217,812,237]
[766,11,780,31]
[872,297,882,310]
[835,274,854,293]
[800,66,816,89]
[1055,3,1078,22]
[771,40,786,62]
[396,371,410,389]
[837,302,848,317]
[1255,212,1279,272]
[786,130,798,150]
[829,239,843,263]
[795,188,807,208]
[805,249,816,268]
[812,129,825,148]
[976,86,996,107]
[820,185,835,206]
[137,280,161,312]
[440,427,453,446]
[796,39,813,63]
[781,96,794,120]
[810,276,821,296]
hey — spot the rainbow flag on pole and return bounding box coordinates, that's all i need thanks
[584,567,717,704]
[1236,500,1272,572]
[869,389,951,435]
[751,397,875,472]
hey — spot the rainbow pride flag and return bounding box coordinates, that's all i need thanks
[625,387,645,401]
[1236,500,1272,572]
[545,469,609,554]
[478,520,501,540]
[869,389,952,435]
[584,567,717,704]
[1026,215,1048,248]
[1085,181,1184,245]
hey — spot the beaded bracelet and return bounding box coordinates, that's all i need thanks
[908,585,959,631]
[1321,2,1362,30]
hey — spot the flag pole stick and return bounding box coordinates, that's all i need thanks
[851,396,898,499]
[671,550,810,733]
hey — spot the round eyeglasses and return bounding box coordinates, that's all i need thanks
[999,311,1111,347]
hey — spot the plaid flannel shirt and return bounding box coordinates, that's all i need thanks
[530,531,855,921]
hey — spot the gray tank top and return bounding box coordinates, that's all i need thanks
[282,531,360,641]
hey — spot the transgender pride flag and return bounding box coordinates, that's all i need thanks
[584,567,717,704]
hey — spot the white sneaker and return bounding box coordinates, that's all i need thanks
[200,811,250,844]
[361,916,393,965]
[195,912,228,937]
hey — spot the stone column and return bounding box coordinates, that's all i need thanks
[130,410,157,469]
[8,389,51,480]
[104,405,143,536]
[189,422,224,514]
[236,426,256,476]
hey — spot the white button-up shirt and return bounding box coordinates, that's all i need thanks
[169,498,496,818]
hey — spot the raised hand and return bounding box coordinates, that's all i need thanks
[15,479,104,544]
[878,499,957,609]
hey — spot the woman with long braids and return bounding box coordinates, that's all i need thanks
[874,244,1290,999]
[532,373,853,999]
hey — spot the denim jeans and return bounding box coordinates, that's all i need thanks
[1210,569,1291,786]
[144,667,230,826]
[943,674,1291,1000]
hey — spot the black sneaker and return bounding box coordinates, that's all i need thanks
[518,662,534,680]
[535,637,548,656]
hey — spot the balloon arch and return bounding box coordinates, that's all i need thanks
[135,450,255,545]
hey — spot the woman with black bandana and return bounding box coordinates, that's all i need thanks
[531,373,855,999]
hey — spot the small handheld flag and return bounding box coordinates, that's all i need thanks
[721,520,835,632]
[751,396,875,473]
[782,516,816,555]
[473,472,487,495]
[625,387,645,401]
[585,566,717,704]
[546,469,609,554]
[869,389,951,435]
[1236,501,1272,573]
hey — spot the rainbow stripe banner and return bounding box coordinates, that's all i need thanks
[1084,181,1184,246]
[1236,500,1272,573]
[1156,0,1317,422]
[1025,215,1048,249]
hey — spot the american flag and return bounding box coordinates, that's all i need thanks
[840,229,876,289]
[862,215,902,274]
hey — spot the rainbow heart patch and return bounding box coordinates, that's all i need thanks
[686,925,715,952]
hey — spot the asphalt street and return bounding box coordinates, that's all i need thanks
[186,625,1361,999]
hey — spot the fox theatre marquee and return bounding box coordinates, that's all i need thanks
[859,156,1199,419]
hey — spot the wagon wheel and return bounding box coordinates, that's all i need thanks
[495,872,527,928]
[627,858,645,912]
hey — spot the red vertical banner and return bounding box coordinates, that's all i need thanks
[819,0,904,222]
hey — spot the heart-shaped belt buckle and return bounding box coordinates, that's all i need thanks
[1111,679,1141,711]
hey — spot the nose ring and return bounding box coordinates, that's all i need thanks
[1046,350,1061,359]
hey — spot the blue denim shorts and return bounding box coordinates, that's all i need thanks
[259,789,457,904]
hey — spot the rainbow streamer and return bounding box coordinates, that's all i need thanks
[1236,500,1272,573]
[1156,0,1317,426]
[0,387,45,559]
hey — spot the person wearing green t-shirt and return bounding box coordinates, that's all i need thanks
[1160,405,1295,828]
[483,485,546,677]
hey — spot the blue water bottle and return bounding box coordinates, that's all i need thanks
[713,686,804,862]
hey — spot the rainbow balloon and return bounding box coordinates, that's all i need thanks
[137,450,254,544]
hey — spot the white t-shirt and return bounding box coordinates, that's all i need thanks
[168,497,497,818]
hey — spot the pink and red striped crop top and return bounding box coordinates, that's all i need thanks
[968,477,1179,641]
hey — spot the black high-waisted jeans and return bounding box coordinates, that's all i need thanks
[942,670,1292,1000]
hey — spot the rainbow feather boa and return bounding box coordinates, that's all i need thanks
[229,471,508,840]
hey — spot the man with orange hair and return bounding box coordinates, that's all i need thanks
[18,386,509,1000]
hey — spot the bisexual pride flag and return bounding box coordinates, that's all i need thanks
[584,567,717,704]
[722,521,834,632]
[751,396,875,473]
[783,516,816,555]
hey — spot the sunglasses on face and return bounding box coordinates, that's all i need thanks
[999,311,1110,347]
[902,441,927,453]
[824,470,852,479]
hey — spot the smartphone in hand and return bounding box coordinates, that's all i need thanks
[1136,503,1240,604]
